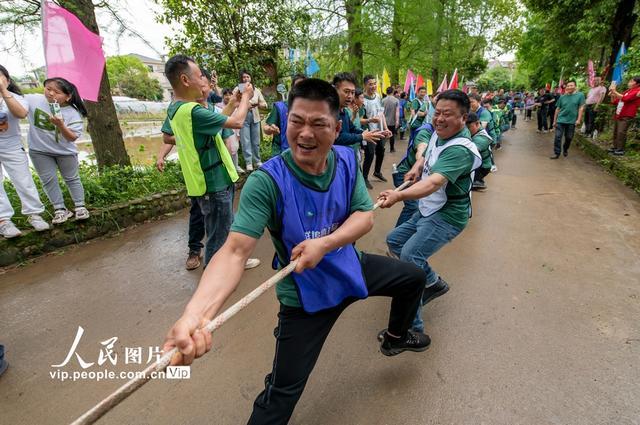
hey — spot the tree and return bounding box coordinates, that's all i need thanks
[518,0,639,86]
[157,0,310,89]
[106,55,163,100]
[476,65,530,91]
[306,0,520,88]
[1,0,131,167]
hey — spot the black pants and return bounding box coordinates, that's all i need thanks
[188,197,205,254]
[547,107,555,130]
[526,109,532,120]
[511,113,517,127]
[553,123,575,155]
[248,253,425,425]
[537,107,548,131]
[474,167,490,183]
[362,138,386,179]
[387,125,397,152]
[585,104,597,135]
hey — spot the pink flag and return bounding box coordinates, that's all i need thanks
[403,69,416,93]
[437,74,448,93]
[587,60,595,88]
[43,1,105,102]
[448,69,459,89]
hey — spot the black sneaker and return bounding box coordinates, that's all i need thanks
[613,149,625,156]
[373,172,388,182]
[421,277,449,305]
[607,148,616,153]
[549,154,560,159]
[563,150,568,157]
[364,179,373,190]
[380,330,431,356]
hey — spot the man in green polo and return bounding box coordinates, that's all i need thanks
[551,80,585,159]
[164,54,253,266]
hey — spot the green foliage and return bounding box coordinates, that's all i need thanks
[623,46,640,79]
[157,0,311,89]
[476,66,530,91]
[106,55,164,101]
[516,0,637,88]
[4,162,185,227]
[21,86,44,94]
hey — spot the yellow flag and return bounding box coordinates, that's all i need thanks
[426,79,433,95]
[382,68,391,93]
[376,74,382,97]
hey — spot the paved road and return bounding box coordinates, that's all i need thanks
[1,119,639,425]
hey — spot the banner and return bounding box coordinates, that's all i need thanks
[415,74,424,90]
[382,68,391,93]
[305,50,320,76]
[42,0,105,102]
[437,74,448,93]
[612,42,628,85]
[448,68,459,89]
[426,79,433,95]
[403,69,416,93]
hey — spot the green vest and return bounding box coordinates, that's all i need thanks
[170,102,238,196]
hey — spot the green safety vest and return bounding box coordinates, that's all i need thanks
[170,102,238,196]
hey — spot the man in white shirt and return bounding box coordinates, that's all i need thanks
[584,77,606,137]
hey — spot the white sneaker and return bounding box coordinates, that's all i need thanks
[244,258,261,270]
[27,214,50,231]
[0,220,22,238]
[52,209,73,224]
[256,161,263,168]
[74,206,90,220]
[235,165,245,174]
[246,164,254,172]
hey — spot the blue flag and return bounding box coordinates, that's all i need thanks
[612,42,628,85]
[408,82,416,101]
[305,50,320,77]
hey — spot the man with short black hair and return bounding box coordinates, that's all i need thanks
[551,79,585,159]
[380,89,481,334]
[333,72,383,156]
[466,112,493,190]
[163,55,254,267]
[163,78,430,424]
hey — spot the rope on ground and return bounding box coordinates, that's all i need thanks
[70,178,413,425]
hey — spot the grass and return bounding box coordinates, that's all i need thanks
[4,162,185,228]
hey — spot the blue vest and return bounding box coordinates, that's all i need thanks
[273,101,289,152]
[261,146,368,313]
[402,122,434,164]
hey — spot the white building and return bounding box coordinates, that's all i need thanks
[127,53,172,101]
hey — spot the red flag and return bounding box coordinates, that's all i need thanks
[42,1,106,101]
[437,74,448,93]
[415,74,425,90]
[545,82,551,91]
[448,69,459,89]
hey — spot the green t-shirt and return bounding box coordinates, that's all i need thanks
[410,98,427,129]
[477,108,497,143]
[430,127,477,230]
[231,148,374,307]
[397,125,433,174]
[266,106,283,155]
[471,131,493,169]
[162,104,233,139]
[166,101,231,193]
[347,107,366,130]
[556,92,585,124]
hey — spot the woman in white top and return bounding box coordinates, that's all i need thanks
[25,77,89,224]
[237,69,267,171]
[0,65,49,238]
